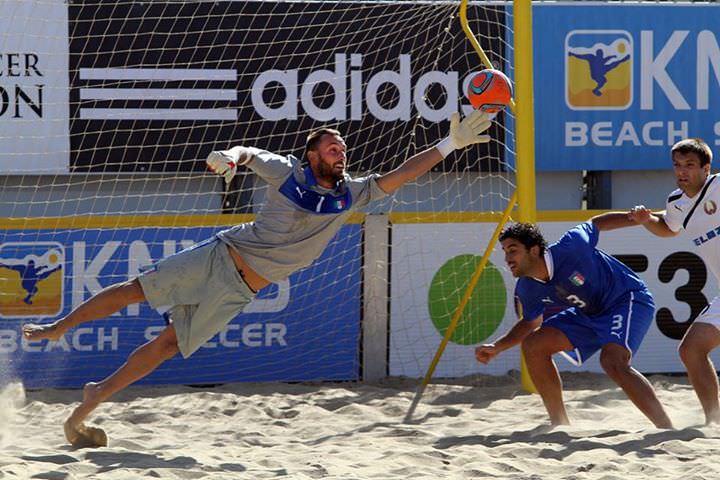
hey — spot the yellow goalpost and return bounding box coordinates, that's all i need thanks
[404,0,537,422]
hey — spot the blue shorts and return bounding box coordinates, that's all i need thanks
[544,290,654,366]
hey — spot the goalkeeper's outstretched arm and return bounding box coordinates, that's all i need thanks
[376,110,491,194]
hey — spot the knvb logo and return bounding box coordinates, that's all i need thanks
[0,242,64,318]
[565,30,633,110]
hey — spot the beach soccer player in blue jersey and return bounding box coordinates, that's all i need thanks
[475,217,674,428]
[22,110,492,447]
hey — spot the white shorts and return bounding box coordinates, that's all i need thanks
[694,295,720,329]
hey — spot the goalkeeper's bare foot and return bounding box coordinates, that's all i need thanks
[22,321,64,342]
[64,419,108,448]
[64,382,108,448]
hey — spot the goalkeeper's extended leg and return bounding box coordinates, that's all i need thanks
[22,278,146,341]
[64,324,180,447]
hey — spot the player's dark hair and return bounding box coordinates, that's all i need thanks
[305,128,342,153]
[303,128,342,166]
[671,138,713,166]
[499,222,547,255]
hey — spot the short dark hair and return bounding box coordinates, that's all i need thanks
[305,127,342,153]
[671,138,713,166]
[499,222,547,255]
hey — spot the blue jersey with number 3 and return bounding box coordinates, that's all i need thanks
[515,222,649,321]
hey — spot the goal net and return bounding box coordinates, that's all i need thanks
[0,0,518,389]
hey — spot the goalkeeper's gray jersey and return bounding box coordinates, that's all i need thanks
[216,147,387,283]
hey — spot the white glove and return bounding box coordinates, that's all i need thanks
[436,110,492,158]
[206,147,251,184]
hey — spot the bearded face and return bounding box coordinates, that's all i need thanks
[316,151,346,183]
[308,134,347,186]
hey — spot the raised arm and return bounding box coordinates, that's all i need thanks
[590,207,678,237]
[375,110,491,194]
[0,263,25,273]
[628,205,679,237]
[569,51,593,61]
[590,211,639,231]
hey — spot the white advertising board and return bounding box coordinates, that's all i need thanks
[0,0,69,173]
[390,221,720,377]
[390,223,521,378]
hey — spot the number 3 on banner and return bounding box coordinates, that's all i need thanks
[656,252,708,340]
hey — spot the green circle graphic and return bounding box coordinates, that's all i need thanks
[428,255,506,345]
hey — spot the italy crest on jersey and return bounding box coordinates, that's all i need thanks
[569,272,585,287]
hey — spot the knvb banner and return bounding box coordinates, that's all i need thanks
[533,4,720,171]
[0,225,362,388]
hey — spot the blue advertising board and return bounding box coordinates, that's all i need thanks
[0,226,362,388]
[533,3,720,171]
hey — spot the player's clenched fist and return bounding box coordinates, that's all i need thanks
[206,146,253,184]
[628,205,652,224]
[206,151,237,184]
[475,343,499,364]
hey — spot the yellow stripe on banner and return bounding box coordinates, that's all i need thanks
[0,210,617,230]
[537,210,614,222]
[390,210,616,224]
[0,213,368,230]
[390,211,509,224]
[0,214,255,230]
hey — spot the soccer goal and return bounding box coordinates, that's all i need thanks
[0,0,531,389]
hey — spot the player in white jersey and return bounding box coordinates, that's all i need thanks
[627,138,720,424]
[21,110,492,447]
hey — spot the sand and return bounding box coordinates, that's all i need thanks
[1,373,719,479]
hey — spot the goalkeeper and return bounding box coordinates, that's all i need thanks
[22,110,492,447]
